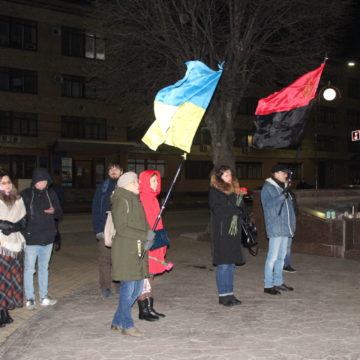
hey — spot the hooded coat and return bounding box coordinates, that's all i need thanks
[21,169,62,245]
[111,187,149,281]
[209,175,246,266]
[139,170,170,275]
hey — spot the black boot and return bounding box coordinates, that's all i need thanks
[4,310,13,323]
[148,297,165,318]
[0,310,6,327]
[0,309,11,326]
[137,299,159,321]
[218,295,234,307]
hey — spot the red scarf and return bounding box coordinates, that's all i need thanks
[139,170,163,230]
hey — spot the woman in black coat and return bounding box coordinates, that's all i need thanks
[209,166,246,307]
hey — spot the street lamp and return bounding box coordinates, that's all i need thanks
[314,82,341,189]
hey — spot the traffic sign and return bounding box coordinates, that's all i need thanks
[351,130,360,141]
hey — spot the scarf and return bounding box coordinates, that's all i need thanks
[0,198,26,257]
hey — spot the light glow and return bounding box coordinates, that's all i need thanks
[322,88,337,101]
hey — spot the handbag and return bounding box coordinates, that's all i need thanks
[150,229,170,250]
[104,211,116,247]
[241,218,258,256]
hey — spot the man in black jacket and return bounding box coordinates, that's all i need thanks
[21,169,62,310]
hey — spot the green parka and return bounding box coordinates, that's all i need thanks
[111,187,149,281]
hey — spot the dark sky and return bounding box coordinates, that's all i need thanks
[341,1,360,58]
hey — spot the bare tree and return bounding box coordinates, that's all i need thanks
[93,0,348,169]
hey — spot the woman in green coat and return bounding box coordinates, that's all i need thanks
[110,172,152,337]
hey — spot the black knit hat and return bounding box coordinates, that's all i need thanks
[271,164,292,174]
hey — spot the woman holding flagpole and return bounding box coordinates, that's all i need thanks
[209,166,246,307]
[137,170,173,321]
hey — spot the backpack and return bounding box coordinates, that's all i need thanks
[104,211,116,247]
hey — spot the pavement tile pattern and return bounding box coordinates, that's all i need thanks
[1,211,360,359]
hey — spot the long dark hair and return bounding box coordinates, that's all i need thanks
[210,165,240,194]
[0,171,20,207]
[213,165,234,181]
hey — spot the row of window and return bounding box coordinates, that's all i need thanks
[0,111,107,139]
[0,109,352,151]
[0,15,37,50]
[0,155,37,179]
[125,159,297,181]
[184,161,302,180]
[0,66,97,99]
[0,15,105,60]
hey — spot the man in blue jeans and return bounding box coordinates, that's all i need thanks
[21,169,62,309]
[261,164,296,295]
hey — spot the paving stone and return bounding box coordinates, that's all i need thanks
[0,210,360,359]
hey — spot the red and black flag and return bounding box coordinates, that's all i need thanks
[253,63,325,149]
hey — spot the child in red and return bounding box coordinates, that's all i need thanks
[137,170,173,321]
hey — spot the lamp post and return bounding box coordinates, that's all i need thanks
[314,83,341,189]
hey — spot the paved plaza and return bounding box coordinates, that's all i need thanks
[1,209,360,359]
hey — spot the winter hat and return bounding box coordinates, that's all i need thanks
[271,164,292,174]
[117,171,138,188]
[31,168,52,187]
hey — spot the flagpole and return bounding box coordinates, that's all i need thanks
[151,152,187,231]
[141,153,187,258]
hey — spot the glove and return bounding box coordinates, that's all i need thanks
[0,220,14,232]
[13,216,27,232]
[96,232,104,241]
[144,230,155,251]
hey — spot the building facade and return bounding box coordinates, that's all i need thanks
[1,0,360,207]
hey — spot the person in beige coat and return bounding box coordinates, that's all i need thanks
[110,172,153,337]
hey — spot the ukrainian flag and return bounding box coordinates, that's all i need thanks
[142,60,223,153]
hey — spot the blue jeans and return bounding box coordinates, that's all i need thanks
[24,244,53,300]
[264,237,288,288]
[284,237,293,267]
[112,279,144,329]
[216,264,235,296]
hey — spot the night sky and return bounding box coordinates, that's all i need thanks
[341,1,360,58]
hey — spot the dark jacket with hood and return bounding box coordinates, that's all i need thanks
[21,169,63,245]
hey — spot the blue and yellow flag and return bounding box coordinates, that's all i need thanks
[142,60,223,153]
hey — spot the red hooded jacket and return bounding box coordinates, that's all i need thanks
[139,170,163,230]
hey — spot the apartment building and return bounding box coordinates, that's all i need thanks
[0,0,128,192]
[1,0,360,203]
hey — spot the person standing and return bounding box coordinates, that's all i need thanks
[0,171,27,326]
[21,168,63,309]
[137,170,173,321]
[209,165,246,307]
[92,163,123,299]
[261,164,296,295]
[110,172,152,337]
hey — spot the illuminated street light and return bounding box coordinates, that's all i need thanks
[322,87,337,101]
[347,61,356,67]
[319,82,341,102]
[314,82,341,189]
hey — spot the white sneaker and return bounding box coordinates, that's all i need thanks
[40,296,57,306]
[25,299,37,310]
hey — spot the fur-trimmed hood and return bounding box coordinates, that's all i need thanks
[210,174,240,195]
